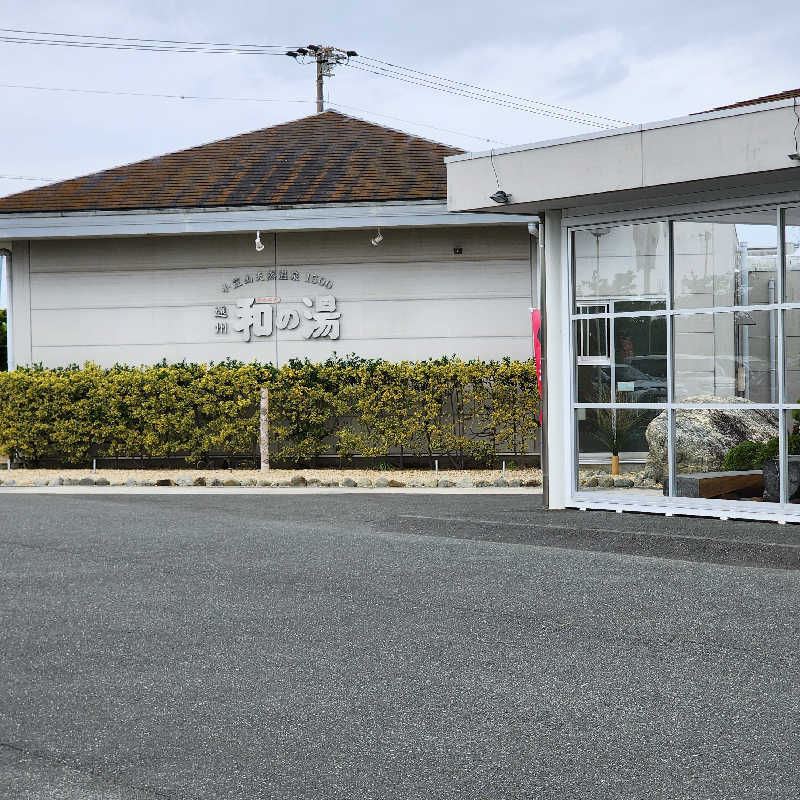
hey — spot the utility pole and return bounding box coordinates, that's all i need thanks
[286,45,359,113]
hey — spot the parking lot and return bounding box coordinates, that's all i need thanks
[1,492,798,799]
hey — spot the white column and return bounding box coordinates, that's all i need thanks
[542,210,571,509]
[10,241,31,367]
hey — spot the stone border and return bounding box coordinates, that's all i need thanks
[0,474,542,490]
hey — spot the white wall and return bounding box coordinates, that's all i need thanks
[13,226,534,368]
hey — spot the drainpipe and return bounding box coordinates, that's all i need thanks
[738,242,750,398]
[769,276,777,403]
[0,249,11,371]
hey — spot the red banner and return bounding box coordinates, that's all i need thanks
[531,309,543,423]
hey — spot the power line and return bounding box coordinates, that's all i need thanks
[328,103,508,145]
[345,62,617,128]
[0,174,52,181]
[0,82,504,144]
[356,55,631,127]
[0,27,290,50]
[0,27,630,128]
[0,81,312,104]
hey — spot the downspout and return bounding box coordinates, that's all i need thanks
[0,249,11,371]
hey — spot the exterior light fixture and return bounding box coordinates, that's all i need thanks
[370,228,383,246]
[789,153,800,162]
[254,231,265,252]
[489,190,511,204]
[285,51,298,58]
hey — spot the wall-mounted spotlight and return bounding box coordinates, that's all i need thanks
[490,190,511,204]
[789,153,800,163]
[370,228,384,247]
[254,231,265,252]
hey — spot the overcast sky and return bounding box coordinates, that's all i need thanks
[0,0,799,205]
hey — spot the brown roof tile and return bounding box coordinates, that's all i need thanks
[702,87,800,113]
[0,110,463,214]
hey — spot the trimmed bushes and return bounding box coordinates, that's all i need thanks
[0,356,540,468]
[721,434,800,471]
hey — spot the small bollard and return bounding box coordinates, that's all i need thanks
[435,459,439,474]
[6,458,10,471]
[92,458,97,473]
[502,460,506,477]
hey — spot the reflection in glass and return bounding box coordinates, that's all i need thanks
[673,217,778,309]
[784,410,800,503]
[673,311,776,403]
[576,407,663,490]
[785,218,800,302]
[672,408,779,502]
[784,309,800,403]
[573,222,667,310]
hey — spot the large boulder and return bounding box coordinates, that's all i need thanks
[644,396,778,482]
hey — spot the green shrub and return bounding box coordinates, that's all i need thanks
[0,356,540,468]
[722,434,800,471]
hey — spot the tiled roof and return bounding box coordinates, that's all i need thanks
[704,87,800,113]
[0,110,462,214]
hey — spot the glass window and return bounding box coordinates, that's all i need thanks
[673,311,777,403]
[576,407,664,489]
[573,222,667,309]
[672,408,779,503]
[673,214,778,309]
[785,209,800,302]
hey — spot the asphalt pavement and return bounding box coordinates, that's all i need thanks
[0,493,798,799]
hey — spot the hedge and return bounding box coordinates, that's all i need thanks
[0,356,540,469]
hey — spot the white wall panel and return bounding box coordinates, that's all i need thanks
[21,227,533,367]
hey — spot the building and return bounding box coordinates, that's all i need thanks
[447,88,800,522]
[0,111,535,369]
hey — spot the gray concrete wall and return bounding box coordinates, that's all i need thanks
[13,225,534,368]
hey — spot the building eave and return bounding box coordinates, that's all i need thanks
[0,200,536,240]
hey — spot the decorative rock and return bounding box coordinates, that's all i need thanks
[374,476,390,487]
[341,477,357,487]
[456,477,473,488]
[49,477,64,487]
[306,478,322,486]
[34,478,49,487]
[508,478,522,487]
[474,479,492,487]
[290,475,307,487]
[210,478,224,487]
[356,479,372,488]
[256,479,272,487]
[78,477,94,486]
[223,479,240,487]
[582,476,599,487]
[437,478,456,487]
[125,478,139,487]
[599,476,616,488]
[522,478,542,487]
[193,476,207,487]
[3,479,15,486]
[94,477,110,486]
[613,477,634,488]
[155,478,174,486]
[63,478,80,486]
[493,477,509,487]
[322,480,339,487]
[175,476,192,487]
[644,396,779,482]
